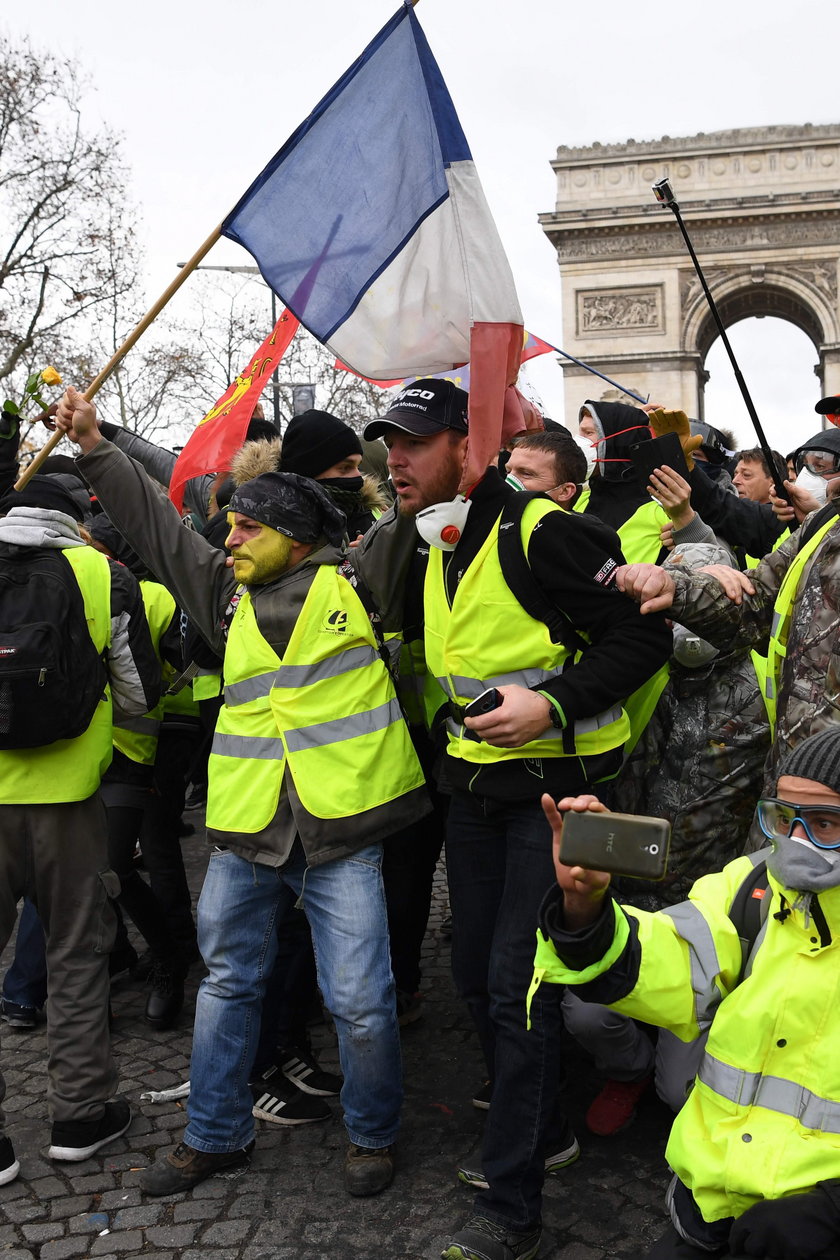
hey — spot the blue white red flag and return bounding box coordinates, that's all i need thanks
[221,4,524,481]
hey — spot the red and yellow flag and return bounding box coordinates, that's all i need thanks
[169,310,299,512]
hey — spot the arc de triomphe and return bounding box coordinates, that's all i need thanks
[539,124,840,430]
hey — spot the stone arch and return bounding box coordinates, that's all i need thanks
[539,125,840,428]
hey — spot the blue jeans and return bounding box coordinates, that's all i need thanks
[3,898,48,1010]
[185,841,402,1153]
[447,790,566,1232]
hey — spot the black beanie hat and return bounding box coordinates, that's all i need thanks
[0,474,86,522]
[279,410,362,479]
[777,729,840,795]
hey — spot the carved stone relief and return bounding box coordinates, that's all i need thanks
[577,287,663,335]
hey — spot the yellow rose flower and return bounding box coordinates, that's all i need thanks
[40,366,62,386]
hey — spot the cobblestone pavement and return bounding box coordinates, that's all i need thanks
[1,817,673,1260]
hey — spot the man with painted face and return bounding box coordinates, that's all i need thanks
[53,387,428,1199]
[354,378,672,1260]
[533,726,840,1259]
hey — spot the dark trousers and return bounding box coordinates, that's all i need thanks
[107,804,181,967]
[253,902,319,1074]
[140,727,199,960]
[0,795,118,1129]
[446,789,566,1231]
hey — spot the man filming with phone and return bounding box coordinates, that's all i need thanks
[533,727,840,1259]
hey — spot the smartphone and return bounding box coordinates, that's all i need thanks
[558,809,671,881]
[629,432,690,485]
[464,687,503,719]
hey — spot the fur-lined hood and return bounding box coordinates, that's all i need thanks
[230,437,389,514]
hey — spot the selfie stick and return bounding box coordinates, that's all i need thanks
[651,178,790,504]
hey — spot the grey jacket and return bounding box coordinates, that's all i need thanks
[76,439,429,866]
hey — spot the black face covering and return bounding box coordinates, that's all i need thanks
[317,475,364,495]
[229,471,347,547]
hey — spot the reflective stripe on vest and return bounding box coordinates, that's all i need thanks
[285,698,402,753]
[211,732,284,759]
[661,901,725,1032]
[697,1052,840,1134]
[424,498,629,765]
[224,670,277,706]
[764,515,837,731]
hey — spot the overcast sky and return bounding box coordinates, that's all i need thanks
[6,0,839,454]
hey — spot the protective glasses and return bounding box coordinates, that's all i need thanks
[795,450,840,478]
[756,798,840,850]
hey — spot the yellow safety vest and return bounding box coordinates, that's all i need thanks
[0,546,113,804]
[531,856,840,1222]
[423,499,630,766]
[762,515,837,732]
[193,668,222,701]
[206,565,424,833]
[112,579,176,767]
[617,499,670,565]
[744,527,790,571]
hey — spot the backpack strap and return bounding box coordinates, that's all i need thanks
[496,494,588,656]
[728,855,771,981]
[336,557,399,687]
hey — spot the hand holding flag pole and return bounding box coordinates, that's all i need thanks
[15,224,223,490]
[651,178,790,504]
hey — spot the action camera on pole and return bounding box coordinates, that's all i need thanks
[651,179,790,504]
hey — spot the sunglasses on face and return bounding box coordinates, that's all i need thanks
[757,798,840,850]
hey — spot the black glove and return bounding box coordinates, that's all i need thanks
[730,1186,840,1259]
[0,410,19,441]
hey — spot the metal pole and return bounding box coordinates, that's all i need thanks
[652,178,790,504]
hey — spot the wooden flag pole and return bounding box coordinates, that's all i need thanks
[15,223,223,490]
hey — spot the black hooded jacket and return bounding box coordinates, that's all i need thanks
[581,400,656,533]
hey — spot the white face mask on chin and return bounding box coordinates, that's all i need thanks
[414,495,472,551]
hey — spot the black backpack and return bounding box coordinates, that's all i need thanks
[0,548,108,748]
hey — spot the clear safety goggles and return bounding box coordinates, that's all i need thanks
[795,450,840,478]
[757,798,840,850]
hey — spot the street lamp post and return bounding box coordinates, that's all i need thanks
[176,261,312,432]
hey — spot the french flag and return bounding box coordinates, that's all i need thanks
[222,3,524,479]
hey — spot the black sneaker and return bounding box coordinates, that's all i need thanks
[144,963,185,1031]
[0,1136,20,1186]
[472,1079,493,1110]
[139,1139,253,1196]
[251,1064,331,1124]
[457,1129,580,1190]
[277,1043,343,1096]
[442,1214,541,1260]
[0,999,38,1030]
[49,1097,132,1161]
[184,783,207,811]
[344,1142,395,1197]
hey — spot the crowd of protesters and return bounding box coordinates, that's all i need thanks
[2,373,840,1260]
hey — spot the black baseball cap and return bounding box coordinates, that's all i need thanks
[363,378,469,440]
[816,395,840,417]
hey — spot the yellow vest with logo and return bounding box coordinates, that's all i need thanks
[423,499,630,766]
[112,579,176,767]
[206,565,424,833]
[0,545,113,804]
